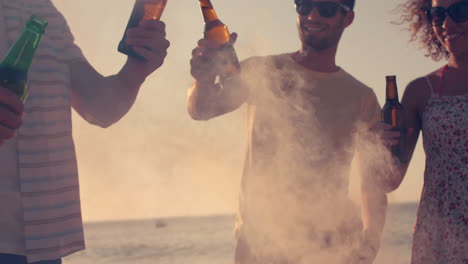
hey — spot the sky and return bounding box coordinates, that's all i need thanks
[49,0,446,222]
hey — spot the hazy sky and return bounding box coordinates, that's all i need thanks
[50,0,445,222]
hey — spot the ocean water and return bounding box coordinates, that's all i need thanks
[64,203,418,264]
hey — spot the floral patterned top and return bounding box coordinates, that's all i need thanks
[411,73,468,264]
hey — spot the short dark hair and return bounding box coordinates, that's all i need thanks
[294,0,355,11]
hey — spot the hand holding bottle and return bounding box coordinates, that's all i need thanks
[0,87,24,145]
[190,32,237,84]
[123,19,170,76]
[0,15,45,145]
[370,122,401,147]
[119,0,169,61]
[191,0,240,83]
[381,75,408,164]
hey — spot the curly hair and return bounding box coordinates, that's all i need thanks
[399,0,449,61]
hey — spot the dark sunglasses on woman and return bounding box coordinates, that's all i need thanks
[295,1,351,18]
[426,1,468,27]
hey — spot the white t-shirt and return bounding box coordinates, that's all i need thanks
[235,54,381,261]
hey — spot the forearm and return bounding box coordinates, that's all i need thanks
[360,187,388,247]
[187,77,246,120]
[187,79,221,120]
[71,60,146,127]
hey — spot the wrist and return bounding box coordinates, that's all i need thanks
[362,229,381,251]
[195,75,216,86]
[119,61,147,88]
[195,78,218,93]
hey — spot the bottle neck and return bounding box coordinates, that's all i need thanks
[386,86,399,101]
[199,0,219,23]
[385,77,399,102]
[1,17,46,71]
[142,0,167,20]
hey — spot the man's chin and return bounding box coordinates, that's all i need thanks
[305,42,330,52]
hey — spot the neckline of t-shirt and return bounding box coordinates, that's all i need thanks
[283,53,347,79]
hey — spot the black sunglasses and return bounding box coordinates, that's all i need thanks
[426,1,468,27]
[295,1,351,18]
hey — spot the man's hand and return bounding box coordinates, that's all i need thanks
[347,231,380,264]
[190,33,237,84]
[370,122,400,148]
[124,20,170,78]
[0,87,24,145]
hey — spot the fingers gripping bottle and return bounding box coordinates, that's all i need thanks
[118,0,168,61]
[198,0,240,79]
[381,75,408,164]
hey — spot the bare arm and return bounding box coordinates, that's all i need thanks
[359,159,388,254]
[70,60,142,127]
[187,77,248,120]
[349,91,389,263]
[346,147,389,264]
[71,20,170,128]
[187,35,248,120]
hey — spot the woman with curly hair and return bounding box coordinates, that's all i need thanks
[385,0,468,263]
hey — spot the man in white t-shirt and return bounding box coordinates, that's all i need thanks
[188,0,390,263]
[0,0,170,263]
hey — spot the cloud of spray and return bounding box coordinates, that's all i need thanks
[354,121,401,194]
[226,54,398,263]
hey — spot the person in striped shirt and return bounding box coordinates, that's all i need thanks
[0,0,170,263]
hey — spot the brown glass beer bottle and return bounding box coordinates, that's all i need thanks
[118,0,168,60]
[381,76,408,163]
[198,0,240,79]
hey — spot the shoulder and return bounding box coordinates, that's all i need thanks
[340,69,370,89]
[239,53,292,79]
[240,53,291,68]
[402,74,435,106]
[401,69,444,116]
[240,55,268,68]
[404,69,441,98]
[404,77,430,96]
[340,69,376,99]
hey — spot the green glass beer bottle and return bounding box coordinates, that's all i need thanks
[0,15,48,102]
[381,75,408,164]
[198,0,240,80]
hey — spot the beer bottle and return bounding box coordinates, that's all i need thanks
[0,15,48,102]
[198,0,240,79]
[118,0,168,60]
[381,76,408,163]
